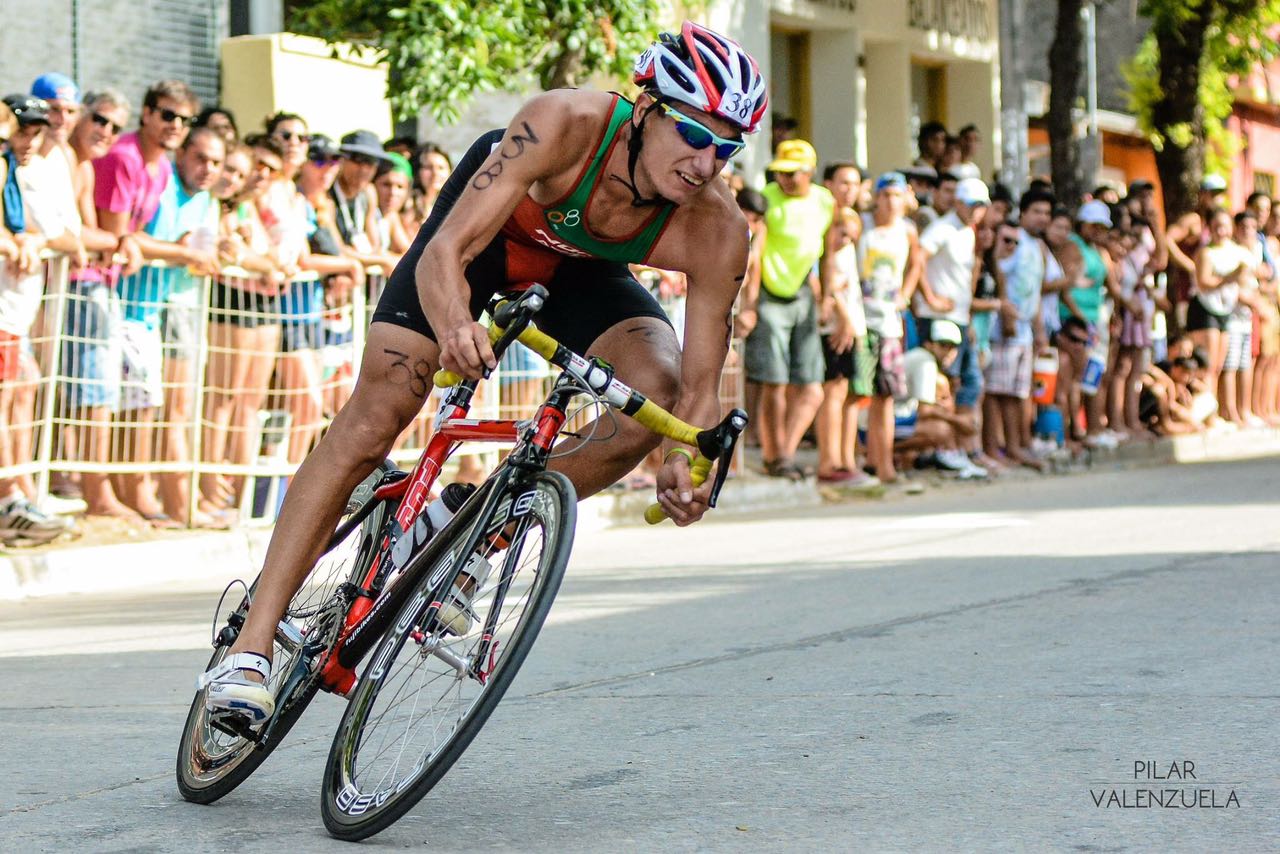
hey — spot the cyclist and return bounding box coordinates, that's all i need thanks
[200,22,767,722]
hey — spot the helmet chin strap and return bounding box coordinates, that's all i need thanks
[610,95,673,208]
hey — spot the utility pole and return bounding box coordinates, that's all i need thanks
[1081,0,1100,189]
[998,0,1029,192]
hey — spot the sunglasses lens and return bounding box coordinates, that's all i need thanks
[675,120,712,150]
[716,141,745,159]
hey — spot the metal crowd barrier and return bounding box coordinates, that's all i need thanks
[0,256,745,529]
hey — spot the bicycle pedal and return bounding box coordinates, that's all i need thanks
[209,710,265,743]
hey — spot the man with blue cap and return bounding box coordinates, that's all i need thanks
[29,73,82,231]
[31,73,81,161]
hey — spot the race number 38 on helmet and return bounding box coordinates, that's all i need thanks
[633,21,768,134]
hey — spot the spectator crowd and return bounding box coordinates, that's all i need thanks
[732,118,1280,493]
[0,73,462,543]
[1,72,1275,544]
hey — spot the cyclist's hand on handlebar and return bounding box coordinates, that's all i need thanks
[655,453,713,527]
[439,321,497,379]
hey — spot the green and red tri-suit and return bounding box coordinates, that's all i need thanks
[375,95,677,355]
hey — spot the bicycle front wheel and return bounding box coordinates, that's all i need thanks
[321,470,576,840]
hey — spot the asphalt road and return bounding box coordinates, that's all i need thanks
[2,458,1278,851]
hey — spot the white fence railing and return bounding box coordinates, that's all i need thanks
[0,257,744,527]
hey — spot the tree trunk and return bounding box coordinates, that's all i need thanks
[1150,4,1213,222]
[1048,0,1085,208]
[546,42,587,89]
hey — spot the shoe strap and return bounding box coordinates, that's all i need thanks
[197,651,271,689]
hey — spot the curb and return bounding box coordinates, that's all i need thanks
[1,475,820,602]
[0,528,272,602]
[5,429,1277,601]
[1096,426,1280,467]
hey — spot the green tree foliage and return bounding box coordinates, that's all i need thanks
[286,1,671,124]
[1125,0,1280,215]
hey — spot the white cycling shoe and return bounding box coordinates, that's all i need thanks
[197,652,275,725]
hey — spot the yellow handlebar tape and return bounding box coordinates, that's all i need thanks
[630,400,701,447]
[644,454,713,525]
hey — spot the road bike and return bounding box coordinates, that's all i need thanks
[176,284,746,840]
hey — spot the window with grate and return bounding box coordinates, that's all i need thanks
[74,0,227,111]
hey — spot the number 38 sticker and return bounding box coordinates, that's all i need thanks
[726,94,752,120]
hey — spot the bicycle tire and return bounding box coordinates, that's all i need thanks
[320,470,576,840]
[176,462,397,804]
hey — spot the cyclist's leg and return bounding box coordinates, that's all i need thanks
[213,129,511,682]
[535,264,681,497]
[551,316,681,496]
[222,322,438,664]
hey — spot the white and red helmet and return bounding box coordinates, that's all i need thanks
[633,22,768,134]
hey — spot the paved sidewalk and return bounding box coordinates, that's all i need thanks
[4,426,1278,601]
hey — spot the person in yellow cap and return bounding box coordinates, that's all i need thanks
[740,138,836,480]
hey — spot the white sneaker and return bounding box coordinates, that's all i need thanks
[198,651,274,725]
[956,461,989,480]
[1029,437,1057,459]
[1083,433,1118,450]
[0,496,72,544]
[437,554,494,636]
[39,494,87,517]
[935,449,972,472]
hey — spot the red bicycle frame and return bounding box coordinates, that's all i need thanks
[317,390,567,695]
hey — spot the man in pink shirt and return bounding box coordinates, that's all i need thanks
[93,79,197,524]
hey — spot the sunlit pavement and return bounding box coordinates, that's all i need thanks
[2,458,1277,850]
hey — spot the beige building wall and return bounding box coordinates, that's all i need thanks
[862,0,1001,177]
[863,40,914,173]
[221,34,392,140]
[711,0,1001,181]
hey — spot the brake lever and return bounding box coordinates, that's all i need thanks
[703,408,748,509]
[492,283,548,328]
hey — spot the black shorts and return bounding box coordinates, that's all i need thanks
[209,280,281,329]
[821,332,855,381]
[373,129,672,356]
[1186,298,1229,333]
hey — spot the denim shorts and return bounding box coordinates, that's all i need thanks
[61,280,121,410]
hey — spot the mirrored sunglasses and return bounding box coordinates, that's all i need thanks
[660,103,745,161]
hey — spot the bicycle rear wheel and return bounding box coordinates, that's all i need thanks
[320,470,576,840]
[176,462,396,804]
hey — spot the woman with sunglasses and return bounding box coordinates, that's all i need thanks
[1044,208,1090,447]
[299,135,367,425]
[263,116,373,470]
[201,138,288,514]
[201,21,773,722]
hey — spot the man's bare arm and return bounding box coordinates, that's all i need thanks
[419,93,580,377]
